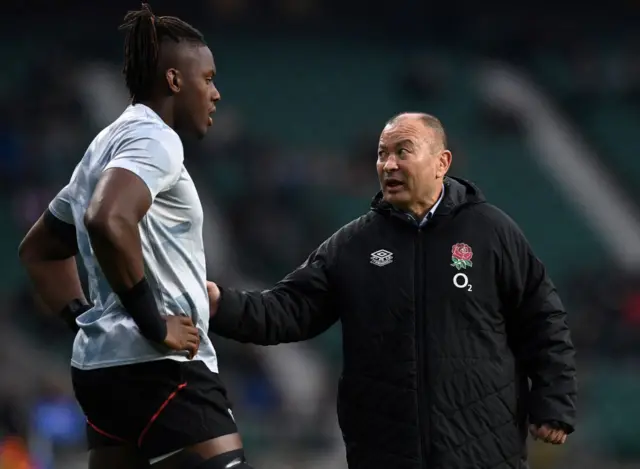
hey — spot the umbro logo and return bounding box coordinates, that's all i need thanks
[370,249,393,267]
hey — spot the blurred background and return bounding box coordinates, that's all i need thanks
[1,1,640,468]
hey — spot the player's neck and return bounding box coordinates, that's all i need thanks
[136,98,175,129]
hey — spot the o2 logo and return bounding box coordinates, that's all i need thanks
[453,273,472,292]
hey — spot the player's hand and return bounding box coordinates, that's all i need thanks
[206,281,221,317]
[529,424,567,445]
[163,315,199,359]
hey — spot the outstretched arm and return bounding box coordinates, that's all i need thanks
[209,238,339,345]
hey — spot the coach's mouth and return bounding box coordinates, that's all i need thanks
[207,107,216,126]
[384,179,405,190]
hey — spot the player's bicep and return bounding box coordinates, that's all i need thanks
[86,167,153,226]
[20,183,79,261]
[88,130,183,225]
[20,210,78,262]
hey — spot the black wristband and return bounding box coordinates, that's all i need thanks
[59,299,90,333]
[117,278,167,344]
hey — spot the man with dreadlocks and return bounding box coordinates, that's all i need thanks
[18,4,252,469]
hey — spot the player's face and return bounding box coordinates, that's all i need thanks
[175,45,220,139]
[376,119,447,214]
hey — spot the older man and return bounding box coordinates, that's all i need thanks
[208,113,577,469]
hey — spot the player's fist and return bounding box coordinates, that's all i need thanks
[206,281,221,317]
[529,424,567,445]
[163,315,199,359]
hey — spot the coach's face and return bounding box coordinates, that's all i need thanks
[377,117,450,217]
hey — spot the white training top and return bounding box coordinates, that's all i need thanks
[49,103,218,373]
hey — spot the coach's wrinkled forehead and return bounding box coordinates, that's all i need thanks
[379,113,447,151]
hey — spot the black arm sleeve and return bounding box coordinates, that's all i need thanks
[43,209,77,248]
[210,236,338,345]
[501,220,577,433]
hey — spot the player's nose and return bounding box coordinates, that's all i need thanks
[211,85,221,102]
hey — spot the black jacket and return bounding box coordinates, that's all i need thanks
[211,177,577,469]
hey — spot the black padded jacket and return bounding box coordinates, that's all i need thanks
[211,176,578,469]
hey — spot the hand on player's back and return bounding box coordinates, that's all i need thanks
[206,281,221,317]
[163,315,199,359]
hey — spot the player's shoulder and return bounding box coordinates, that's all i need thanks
[96,106,185,176]
[124,116,181,150]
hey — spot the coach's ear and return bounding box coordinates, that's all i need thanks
[166,68,181,94]
[436,150,452,179]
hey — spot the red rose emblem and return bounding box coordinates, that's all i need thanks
[450,243,473,270]
[452,243,473,261]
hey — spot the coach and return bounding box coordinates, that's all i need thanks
[208,113,577,469]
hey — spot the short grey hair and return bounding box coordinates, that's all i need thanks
[385,112,448,150]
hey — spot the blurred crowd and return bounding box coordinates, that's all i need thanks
[1,2,640,468]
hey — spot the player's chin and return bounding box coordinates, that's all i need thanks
[193,122,210,140]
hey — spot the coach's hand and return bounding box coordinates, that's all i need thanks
[164,315,200,359]
[529,424,567,445]
[206,281,220,317]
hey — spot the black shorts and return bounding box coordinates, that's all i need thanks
[71,359,238,460]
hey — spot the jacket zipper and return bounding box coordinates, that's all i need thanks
[415,227,429,467]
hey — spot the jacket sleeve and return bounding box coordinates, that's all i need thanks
[209,235,339,345]
[499,218,577,433]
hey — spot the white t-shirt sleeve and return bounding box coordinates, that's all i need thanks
[48,184,75,225]
[105,126,184,200]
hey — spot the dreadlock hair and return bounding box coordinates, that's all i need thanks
[119,3,206,102]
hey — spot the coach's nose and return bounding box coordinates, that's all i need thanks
[383,154,399,172]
